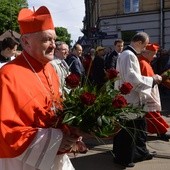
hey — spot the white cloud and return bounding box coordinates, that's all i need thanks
[27,0,85,44]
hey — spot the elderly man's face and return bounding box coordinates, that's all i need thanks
[54,44,69,60]
[23,29,57,64]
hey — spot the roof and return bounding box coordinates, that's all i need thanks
[0,30,21,41]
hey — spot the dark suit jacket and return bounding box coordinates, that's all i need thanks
[91,55,106,88]
[105,50,119,69]
[65,54,85,76]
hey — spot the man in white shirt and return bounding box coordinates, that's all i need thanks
[50,41,70,94]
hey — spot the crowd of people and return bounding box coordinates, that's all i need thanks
[0,5,170,170]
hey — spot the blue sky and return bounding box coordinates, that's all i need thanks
[27,0,85,44]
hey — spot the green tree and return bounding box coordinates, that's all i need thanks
[55,27,72,47]
[0,0,28,34]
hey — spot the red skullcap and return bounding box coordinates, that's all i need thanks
[18,6,54,34]
[146,43,159,52]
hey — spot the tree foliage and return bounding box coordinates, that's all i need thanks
[0,1,73,46]
[0,0,28,34]
[55,27,72,47]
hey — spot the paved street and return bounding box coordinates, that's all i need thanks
[70,115,170,170]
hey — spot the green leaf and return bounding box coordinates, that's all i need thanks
[101,115,110,125]
[97,117,102,126]
[62,113,76,123]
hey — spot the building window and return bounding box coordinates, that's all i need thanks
[124,0,139,13]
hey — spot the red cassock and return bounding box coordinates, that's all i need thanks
[138,56,169,134]
[0,51,62,158]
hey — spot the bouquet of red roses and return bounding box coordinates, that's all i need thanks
[56,68,145,138]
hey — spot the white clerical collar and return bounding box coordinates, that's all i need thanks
[128,45,137,52]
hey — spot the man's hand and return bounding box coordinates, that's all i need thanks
[58,133,78,153]
[152,74,162,84]
[57,125,89,154]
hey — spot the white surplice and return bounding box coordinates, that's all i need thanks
[0,128,75,170]
[115,47,155,111]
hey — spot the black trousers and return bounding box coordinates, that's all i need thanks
[113,117,149,164]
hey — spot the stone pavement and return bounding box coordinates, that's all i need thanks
[70,115,170,170]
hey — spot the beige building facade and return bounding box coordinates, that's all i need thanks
[83,0,170,50]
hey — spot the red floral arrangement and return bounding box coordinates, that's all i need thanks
[57,68,144,138]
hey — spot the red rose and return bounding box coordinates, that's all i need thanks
[65,73,80,88]
[112,95,128,108]
[80,92,96,106]
[119,82,133,95]
[106,68,119,80]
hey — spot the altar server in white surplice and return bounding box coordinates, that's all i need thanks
[113,32,162,167]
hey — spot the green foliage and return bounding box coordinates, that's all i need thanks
[0,0,28,34]
[55,27,72,47]
[163,69,170,77]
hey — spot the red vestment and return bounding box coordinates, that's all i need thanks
[138,56,169,134]
[0,51,62,158]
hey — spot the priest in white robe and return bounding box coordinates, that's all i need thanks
[113,32,162,167]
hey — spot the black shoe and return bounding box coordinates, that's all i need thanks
[113,158,135,167]
[134,151,157,162]
[126,162,135,167]
[144,154,154,160]
[158,133,170,141]
[143,151,157,161]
